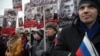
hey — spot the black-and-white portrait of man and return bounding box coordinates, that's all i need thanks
[24,3,35,20]
[59,0,75,19]
[3,9,17,28]
[44,5,54,20]
[58,0,78,28]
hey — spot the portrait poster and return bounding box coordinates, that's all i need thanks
[13,0,22,11]
[24,3,37,28]
[58,0,78,28]
[36,5,58,29]
[43,4,59,25]
[2,9,18,35]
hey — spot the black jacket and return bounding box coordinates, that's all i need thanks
[52,18,100,56]
[41,34,57,56]
[0,38,7,56]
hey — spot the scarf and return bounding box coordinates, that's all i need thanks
[79,19,100,40]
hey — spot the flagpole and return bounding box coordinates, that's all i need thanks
[43,6,47,52]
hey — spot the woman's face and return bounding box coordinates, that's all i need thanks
[27,35,31,41]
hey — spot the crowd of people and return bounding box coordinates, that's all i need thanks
[0,0,100,56]
[0,22,59,56]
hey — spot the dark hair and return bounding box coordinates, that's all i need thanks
[34,30,44,38]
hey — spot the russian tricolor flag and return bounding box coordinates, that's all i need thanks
[76,32,99,56]
[53,34,59,46]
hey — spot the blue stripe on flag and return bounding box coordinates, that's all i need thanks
[80,42,91,56]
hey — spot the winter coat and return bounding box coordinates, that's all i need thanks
[0,39,7,56]
[32,39,43,56]
[5,38,23,56]
[52,18,100,56]
[40,35,56,56]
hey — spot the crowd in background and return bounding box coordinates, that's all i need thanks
[0,22,59,56]
[1,0,100,56]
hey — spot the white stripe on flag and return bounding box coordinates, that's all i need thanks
[83,32,99,56]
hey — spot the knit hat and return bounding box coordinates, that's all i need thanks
[79,0,100,12]
[35,30,44,38]
[45,22,59,32]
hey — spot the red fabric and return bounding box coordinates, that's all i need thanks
[76,48,83,56]
[53,38,59,46]
[45,19,59,23]
[14,5,22,11]
[1,27,15,35]
[37,21,44,29]
[24,19,37,28]
[21,38,27,44]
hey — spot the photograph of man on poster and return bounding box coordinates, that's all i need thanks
[58,0,77,27]
[24,3,38,28]
[44,5,54,20]
[24,3,35,21]
[59,0,75,20]
[3,9,17,28]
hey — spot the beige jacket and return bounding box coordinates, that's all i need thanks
[5,38,23,56]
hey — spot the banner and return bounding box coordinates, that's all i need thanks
[24,1,58,29]
[1,27,15,35]
[58,0,78,28]
[24,19,37,28]
[24,3,38,28]
[2,9,18,35]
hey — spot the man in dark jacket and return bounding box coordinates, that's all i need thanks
[40,22,59,56]
[52,0,100,56]
[0,35,7,56]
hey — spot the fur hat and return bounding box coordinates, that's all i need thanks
[45,22,59,32]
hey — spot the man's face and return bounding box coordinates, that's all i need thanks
[78,3,98,24]
[25,7,34,19]
[36,13,42,20]
[45,8,53,20]
[45,28,56,37]
[61,0,74,18]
